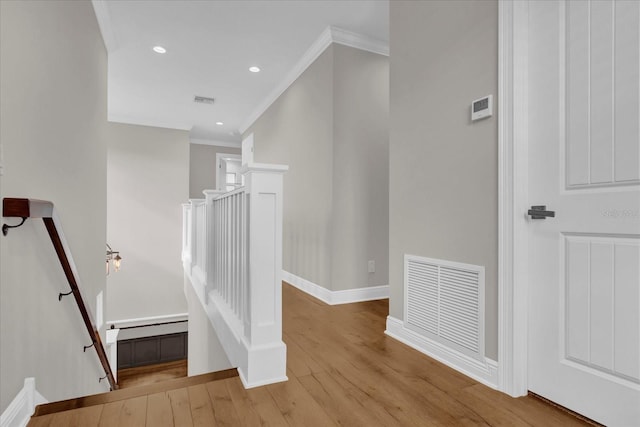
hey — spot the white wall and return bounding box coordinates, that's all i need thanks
[0,0,109,411]
[189,143,241,199]
[246,44,389,292]
[184,277,232,376]
[389,0,499,359]
[106,122,189,324]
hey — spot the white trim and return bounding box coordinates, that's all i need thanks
[106,329,119,384]
[498,0,530,397]
[0,378,47,427]
[282,270,389,305]
[190,138,242,149]
[385,316,499,389]
[107,312,188,329]
[239,26,389,134]
[216,153,242,191]
[185,269,288,389]
[91,0,118,52]
[330,26,389,56]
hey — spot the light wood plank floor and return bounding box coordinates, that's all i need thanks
[29,283,591,426]
[118,359,188,389]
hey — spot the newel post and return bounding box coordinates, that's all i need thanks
[242,163,289,387]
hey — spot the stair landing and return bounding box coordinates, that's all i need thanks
[28,368,238,426]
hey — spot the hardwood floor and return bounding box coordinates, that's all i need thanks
[118,359,188,389]
[29,283,591,426]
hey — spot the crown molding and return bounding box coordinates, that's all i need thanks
[239,26,389,134]
[91,0,118,53]
[190,138,241,148]
[330,26,389,56]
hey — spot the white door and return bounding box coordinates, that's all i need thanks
[527,1,640,426]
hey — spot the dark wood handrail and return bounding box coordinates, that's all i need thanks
[2,198,118,390]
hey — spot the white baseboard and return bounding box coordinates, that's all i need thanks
[385,316,498,389]
[282,270,389,305]
[1,378,47,427]
[107,312,188,329]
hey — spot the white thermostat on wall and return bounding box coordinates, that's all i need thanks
[471,95,493,121]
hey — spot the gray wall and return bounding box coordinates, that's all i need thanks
[331,44,389,291]
[389,1,499,359]
[106,123,189,323]
[246,44,389,292]
[189,144,241,199]
[0,0,109,410]
[247,47,335,289]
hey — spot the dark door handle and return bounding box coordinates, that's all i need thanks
[528,205,555,219]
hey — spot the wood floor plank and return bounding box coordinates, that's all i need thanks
[167,388,193,427]
[297,372,384,427]
[206,378,241,426]
[119,359,187,389]
[244,386,289,427]
[225,377,264,426]
[453,385,535,427]
[118,395,147,427]
[146,392,174,427]
[283,331,324,377]
[462,384,589,427]
[48,405,102,427]
[34,369,238,417]
[98,401,124,427]
[188,384,216,426]
[27,415,54,427]
[266,371,336,427]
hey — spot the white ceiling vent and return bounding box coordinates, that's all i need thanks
[194,96,215,105]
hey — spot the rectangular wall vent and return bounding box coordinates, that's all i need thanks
[194,95,215,105]
[404,255,485,361]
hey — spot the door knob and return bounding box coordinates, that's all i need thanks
[528,205,555,219]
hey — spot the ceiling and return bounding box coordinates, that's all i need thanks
[93,0,389,145]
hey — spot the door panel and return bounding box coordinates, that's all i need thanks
[528,1,640,425]
[566,0,640,188]
[564,234,639,383]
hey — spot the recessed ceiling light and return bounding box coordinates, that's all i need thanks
[153,46,166,54]
[249,66,260,73]
[216,121,224,126]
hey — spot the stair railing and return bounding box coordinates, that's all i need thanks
[183,163,288,388]
[2,198,118,390]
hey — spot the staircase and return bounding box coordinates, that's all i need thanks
[27,369,239,426]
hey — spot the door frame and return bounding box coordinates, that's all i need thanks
[498,0,530,397]
[215,153,242,191]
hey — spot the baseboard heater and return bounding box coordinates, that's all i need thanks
[404,254,485,361]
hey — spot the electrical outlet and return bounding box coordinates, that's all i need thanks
[368,260,375,273]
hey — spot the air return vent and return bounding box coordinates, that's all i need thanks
[405,255,484,361]
[194,95,215,105]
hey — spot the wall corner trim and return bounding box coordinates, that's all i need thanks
[0,378,47,427]
[385,316,499,390]
[282,270,389,305]
[91,0,118,52]
[239,26,389,134]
